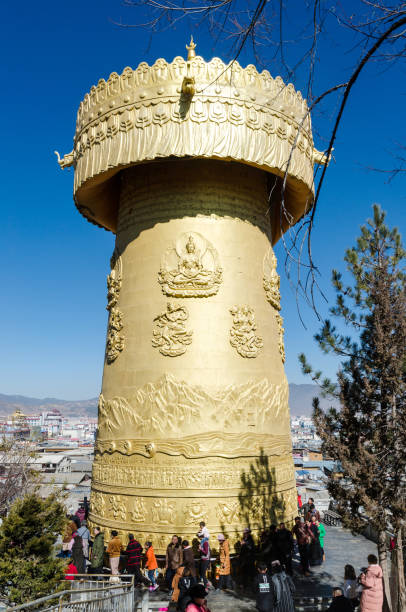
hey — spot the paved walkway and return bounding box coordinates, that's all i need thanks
[293,524,377,598]
[147,524,377,611]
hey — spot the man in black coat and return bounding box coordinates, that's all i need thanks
[274,523,294,575]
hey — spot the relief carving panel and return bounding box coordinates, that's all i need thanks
[95,432,292,461]
[216,501,240,525]
[183,502,209,525]
[130,498,147,523]
[263,248,285,363]
[91,456,295,490]
[263,249,281,311]
[105,250,125,363]
[276,313,286,364]
[152,303,192,356]
[97,374,289,441]
[158,232,222,297]
[109,494,127,522]
[89,492,293,536]
[151,499,176,525]
[229,305,263,358]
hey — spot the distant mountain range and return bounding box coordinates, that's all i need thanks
[0,384,336,419]
[0,394,98,418]
[288,384,337,416]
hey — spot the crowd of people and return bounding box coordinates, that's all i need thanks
[60,501,383,612]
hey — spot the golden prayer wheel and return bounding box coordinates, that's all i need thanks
[57,39,324,553]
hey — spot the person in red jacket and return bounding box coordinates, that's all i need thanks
[64,561,78,580]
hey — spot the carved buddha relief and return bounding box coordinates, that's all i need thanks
[158,232,222,297]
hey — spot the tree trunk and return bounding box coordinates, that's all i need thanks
[378,529,392,612]
[392,527,405,612]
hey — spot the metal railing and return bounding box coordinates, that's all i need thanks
[323,510,341,526]
[5,576,134,611]
[134,590,170,612]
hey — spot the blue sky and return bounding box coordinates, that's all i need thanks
[1,1,405,399]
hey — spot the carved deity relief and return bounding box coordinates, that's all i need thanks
[216,501,240,525]
[244,496,265,525]
[107,250,122,309]
[276,313,286,363]
[130,498,147,523]
[151,499,176,525]
[183,502,209,525]
[229,305,263,358]
[263,248,285,362]
[106,310,124,364]
[152,303,192,356]
[105,249,125,363]
[90,491,105,517]
[109,494,126,522]
[263,249,281,311]
[158,232,222,297]
[284,487,299,518]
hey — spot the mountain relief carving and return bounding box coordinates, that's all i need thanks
[97,374,289,440]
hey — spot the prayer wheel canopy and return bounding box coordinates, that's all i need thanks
[57,40,324,245]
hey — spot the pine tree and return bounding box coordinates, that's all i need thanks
[299,205,406,612]
[0,492,66,605]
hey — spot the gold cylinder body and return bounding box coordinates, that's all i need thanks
[89,159,296,553]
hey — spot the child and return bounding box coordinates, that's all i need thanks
[344,564,360,609]
[64,560,78,580]
[185,583,211,612]
[172,566,194,610]
[254,562,276,611]
[145,541,159,591]
[198,531,211,588]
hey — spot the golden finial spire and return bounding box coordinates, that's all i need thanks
[186,36,196,60]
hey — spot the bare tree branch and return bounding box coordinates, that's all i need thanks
[115,0,406,313]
